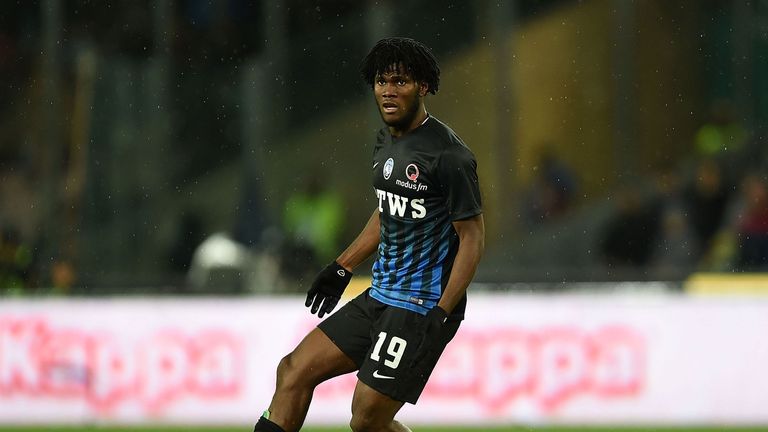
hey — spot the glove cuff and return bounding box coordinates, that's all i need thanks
[330,261,353,282]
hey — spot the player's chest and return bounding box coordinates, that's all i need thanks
[372,143,439,200]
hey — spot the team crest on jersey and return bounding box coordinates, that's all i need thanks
[406,163,419,181]
[383,158,394,180]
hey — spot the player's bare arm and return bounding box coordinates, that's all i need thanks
[437,214,485,314]
[305,209,381,318]
[336,209,381,272]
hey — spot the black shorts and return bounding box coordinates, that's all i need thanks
[318,288,461,404]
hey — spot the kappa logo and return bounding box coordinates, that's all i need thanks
[372,370,395,380]
[383,158,394,180]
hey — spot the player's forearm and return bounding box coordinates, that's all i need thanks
[336,210,381,272]
[437,216,485,314]
[438,237,483,314]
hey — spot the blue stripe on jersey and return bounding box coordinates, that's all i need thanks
[387,218,417,287]
[371,215,454,315]
[398,233,416,282]
[428,222,452,289]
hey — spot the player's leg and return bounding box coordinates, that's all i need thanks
[256,327,357,432]
[256,291,377,432]
[349,380,410,432]
[348,303,462,432]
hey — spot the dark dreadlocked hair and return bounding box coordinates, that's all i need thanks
[360,37,440,95]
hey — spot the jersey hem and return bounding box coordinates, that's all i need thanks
[369,288,432,315]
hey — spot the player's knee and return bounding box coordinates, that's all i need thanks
[348,414,370,432]
[275,352,304,389]
[349,411,389,432]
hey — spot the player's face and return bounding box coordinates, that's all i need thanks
[374,67,428,134]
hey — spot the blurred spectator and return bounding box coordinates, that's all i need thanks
[187,232,251,294]
[0,225,33,294]
[281,173,344,284]
[731,174,768,270]
[233,179,272,249]
[167,212,206,274]
[698,172,768,272]
[695,99,747,158]
[647,169,697,278]
[522,146,578,225]
[682,157,732,260]
[0,166,41,242]
[599,183,662,269]
[187,231,285,295]
[51,259,77,294]
[0,163,44,293]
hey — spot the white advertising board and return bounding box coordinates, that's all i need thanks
[1,293,767,425]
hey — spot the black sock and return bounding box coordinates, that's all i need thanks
[254,415,286,432]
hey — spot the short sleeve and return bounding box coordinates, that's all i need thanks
[437,144,483,221]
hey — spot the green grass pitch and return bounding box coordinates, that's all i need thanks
[2,427,768,432]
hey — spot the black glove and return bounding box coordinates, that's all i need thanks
[410,306,448,367]
[305,261,352,318]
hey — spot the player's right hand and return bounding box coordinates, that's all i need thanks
[305,261,352,318]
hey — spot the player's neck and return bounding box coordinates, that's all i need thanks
[389,106,429,138]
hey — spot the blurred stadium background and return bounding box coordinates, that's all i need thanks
[2,0,768,430]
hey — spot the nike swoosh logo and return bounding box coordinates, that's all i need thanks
[373,162,379,169]
[372,370,395,380]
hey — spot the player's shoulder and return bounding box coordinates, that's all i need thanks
[424,116,475,159]
[424,117,470,150]
[423,116,459,143]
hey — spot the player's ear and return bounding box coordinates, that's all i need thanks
[419,82,429,97]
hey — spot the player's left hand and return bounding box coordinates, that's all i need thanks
[410,305,448,367]
[305,261,352,318]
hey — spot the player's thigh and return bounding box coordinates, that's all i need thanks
[350,379,404,428]
[357,307,461,404]
[281,327,357,385]
[317,289,380,367]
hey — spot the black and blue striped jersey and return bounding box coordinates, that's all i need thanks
[369,115,482,320]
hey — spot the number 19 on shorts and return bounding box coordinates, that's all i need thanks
[370,331,407,369]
